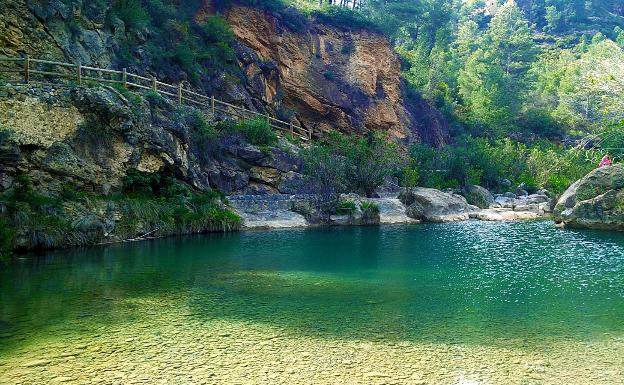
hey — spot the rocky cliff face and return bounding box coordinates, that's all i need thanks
[225,6,448,144]
[0,0,448,145]
[0,85,303,196]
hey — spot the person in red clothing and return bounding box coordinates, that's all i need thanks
[599,154,613,167]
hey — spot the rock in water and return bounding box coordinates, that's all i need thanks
[554,164,624,230]
[400,188,478,222]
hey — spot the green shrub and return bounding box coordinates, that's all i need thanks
[236,118,278,146]
[200,15,236,62]
[303,131,401,200]
[191,111,217,139]
[547,174,571,195]
[465,168,484,186]
[112,0,150,31]
[302,145,347,219]
[310,5,381,32]
[410,135,595,193]
[110,83,143,105]
[122,169,161,196]
[360,200,380,221]
[336,199,357,215]
[400,166,419,188]
[323,69,335,80]
[144,90,164,104]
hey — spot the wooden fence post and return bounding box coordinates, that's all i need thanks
[76,62,81,85]
[24,54,29,83]
[309,128,313,141]
[177,83,183,105]
[289,121,294,137]
[122,68,127,87]
[151,75,157,91]
[211,95,215,114]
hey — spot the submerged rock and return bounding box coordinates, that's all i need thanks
[554,165,624,230]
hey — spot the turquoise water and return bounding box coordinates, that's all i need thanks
[1,221,624,383]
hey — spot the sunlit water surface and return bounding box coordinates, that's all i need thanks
[1,221,624,384]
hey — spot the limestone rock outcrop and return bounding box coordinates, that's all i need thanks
[0,85,304,196]
[225,6,448,145]
[554,165,624,230]
[400,188,478,222]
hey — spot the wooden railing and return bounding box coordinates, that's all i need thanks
[0,55,311,141]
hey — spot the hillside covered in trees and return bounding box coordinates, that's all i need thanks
[265,0,624,192]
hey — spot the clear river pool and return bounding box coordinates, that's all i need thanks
[1,221,623,384]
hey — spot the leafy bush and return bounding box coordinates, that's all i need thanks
[110,83,143,105]
[327,132,402,197]
[122,169,161,196]
[336,199,357,215]
[400,166,420,188]
[360,200,380,221]
[236,118,278,146]
[190,111,217,139]
[310,5,381,32]
[410,135,596,194]
[302,145,347,219]
[112,0,150,31]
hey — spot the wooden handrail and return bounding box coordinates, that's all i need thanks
[0,55,310,141]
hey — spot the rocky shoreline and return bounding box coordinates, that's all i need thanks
[229,187,555,230]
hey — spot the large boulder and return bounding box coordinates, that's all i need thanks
[554,165,624,230]
[400,188,478,222]
[461,185,494,209]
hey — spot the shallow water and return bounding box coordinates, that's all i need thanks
[1,221,624,384]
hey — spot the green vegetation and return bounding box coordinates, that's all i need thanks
[309,5,381,32]
[302,132,400,217]
[0,172,240,260]
[319,132,401,197]
[191,117,278,146]
[359,200,379,221]
[112,0,150,31]
[283,0,624,194]
[236,118,278,146]
[0,176,82,256]
[105,1,238,85]
[336,199,357,215]
[110,83,143,105]
[407,136,596,194]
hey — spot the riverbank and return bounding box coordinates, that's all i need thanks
[0,186,555,264]
[229,189,554,230]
